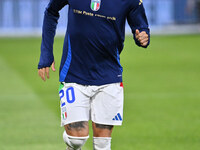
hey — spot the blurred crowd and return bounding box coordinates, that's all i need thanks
[186,0,200,21]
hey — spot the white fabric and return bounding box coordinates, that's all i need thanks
[63,131,89,150]
[59,82,124,126]
[93,137,112,150]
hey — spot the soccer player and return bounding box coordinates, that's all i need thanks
[38,0,150,149]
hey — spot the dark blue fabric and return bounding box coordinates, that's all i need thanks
[38,0,68,69]
[127,2,150,48]
[59,35,72,81]
[38,0,150,85]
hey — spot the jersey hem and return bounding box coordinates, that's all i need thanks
[60,78,123,86]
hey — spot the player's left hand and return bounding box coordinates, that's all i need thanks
[135,29,149,47]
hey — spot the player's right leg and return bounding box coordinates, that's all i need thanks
[59,83,90,150]
[63,121,89,150]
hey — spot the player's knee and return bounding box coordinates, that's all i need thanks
[93,123,113,137]
[93,137,112,150]
[63,131,89,150]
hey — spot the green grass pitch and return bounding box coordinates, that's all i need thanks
[0,34,200,150]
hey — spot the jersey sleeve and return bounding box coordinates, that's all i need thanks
[38,0,68,69]
[127,1,150,48]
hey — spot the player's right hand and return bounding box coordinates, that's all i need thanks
[38,61,56,81]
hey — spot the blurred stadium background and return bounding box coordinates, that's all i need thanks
[0,0,200,35]
[0,0,200,150]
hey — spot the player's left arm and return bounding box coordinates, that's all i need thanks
[127,0,150,48]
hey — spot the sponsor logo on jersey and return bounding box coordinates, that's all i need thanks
[91,0,101,11]
[112,113,122,121]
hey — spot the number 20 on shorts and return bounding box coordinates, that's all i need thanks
[59,87,75,103]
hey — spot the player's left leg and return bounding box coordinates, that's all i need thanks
[92,122,113,150]
[92,122,113,137]
[91,82,124,150]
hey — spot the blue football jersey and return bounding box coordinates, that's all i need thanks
[38,0,150,85]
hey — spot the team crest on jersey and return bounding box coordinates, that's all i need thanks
[91,0,101,11]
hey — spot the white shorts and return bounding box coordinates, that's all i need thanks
[59,82,124,126]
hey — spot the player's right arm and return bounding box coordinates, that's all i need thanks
[38,0,68,81]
